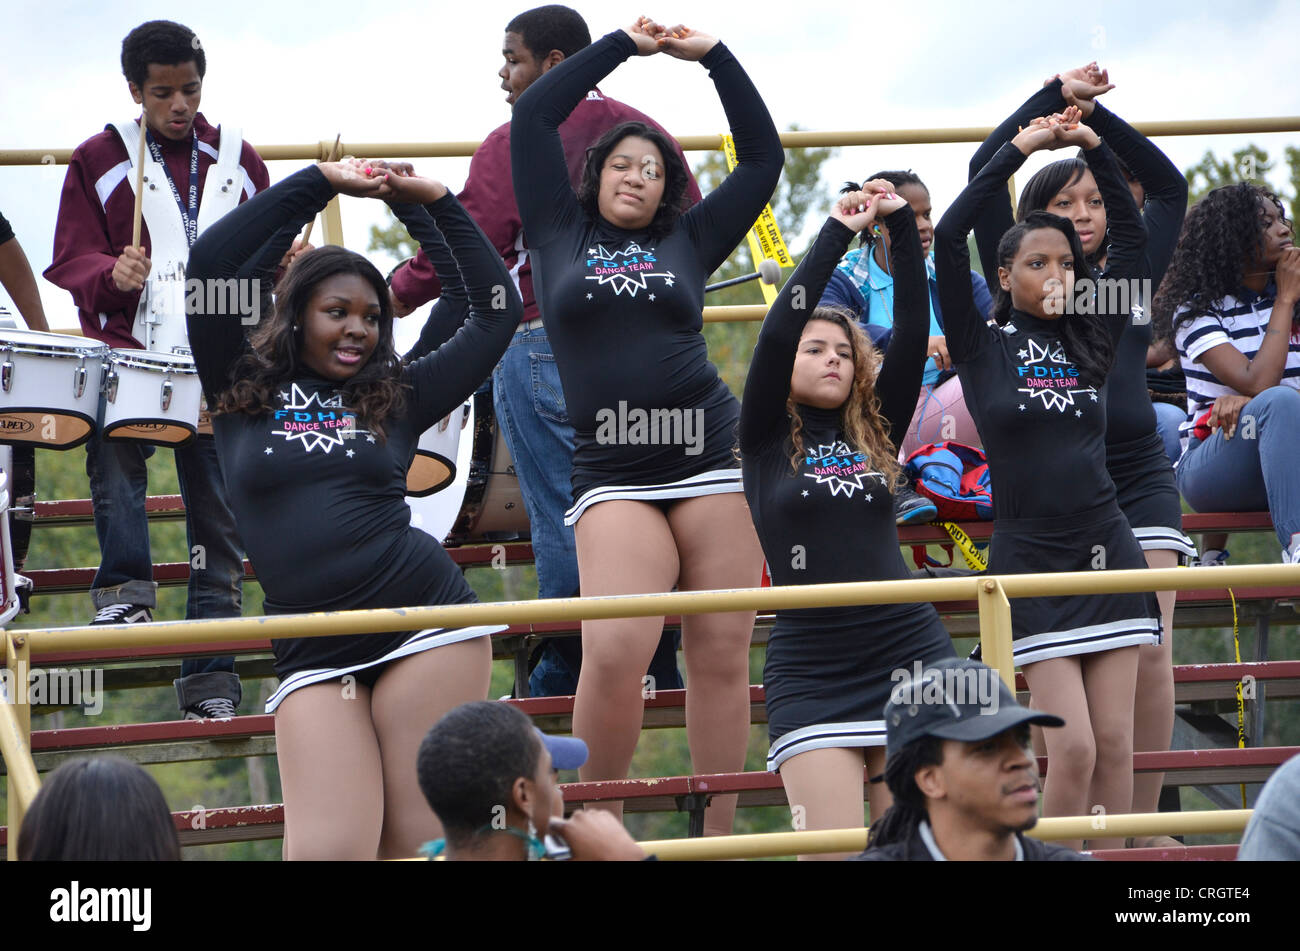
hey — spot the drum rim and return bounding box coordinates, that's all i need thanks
[0,337,107,358]
[107,349,198,372]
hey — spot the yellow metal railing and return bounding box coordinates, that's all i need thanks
[3,563,1296,856]
[4,117,1300,166]
[637,810,1255,860]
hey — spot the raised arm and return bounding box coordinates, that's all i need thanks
[937,142,1030,362]
[511,30,641,246]
[1076,96,1187,285]
[672,34,783,272]
[386,201,470,363]
[968,79,1068,290]
[186,164,340,399]
[873,206,930,443]
[1079,138,1147,346]
[401,194,523,430]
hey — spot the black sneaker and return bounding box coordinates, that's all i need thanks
[894,485,938,525]
[90,603,153,625]
[183,697,238,721]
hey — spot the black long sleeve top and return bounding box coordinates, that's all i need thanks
[185,167,521,611]
[936,141,1146,521]
[968,83,1186,444]
[511,31,783,497]
[741,207,930,623]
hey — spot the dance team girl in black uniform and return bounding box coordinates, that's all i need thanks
[740,182,955,858]
[511,17,782,834]
[968,68,1193,827]
[937,109,1159,850]
[186,159,521,858]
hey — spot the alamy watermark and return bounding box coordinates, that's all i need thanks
[182,277,262,325]
[1044,277,1152,321]
[594,401,704,456]
[0,662,103,714]
[888,660,1000,715]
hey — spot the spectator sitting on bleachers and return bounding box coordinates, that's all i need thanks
[1155,183,1300,564]
[1237,752,1300,860]
[852,659,1089,862]
[416,701,646,861]
[17,756,180,860]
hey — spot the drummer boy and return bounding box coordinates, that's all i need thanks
[45,20,275,719]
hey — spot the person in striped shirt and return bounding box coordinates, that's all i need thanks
[1155,183,1300,562]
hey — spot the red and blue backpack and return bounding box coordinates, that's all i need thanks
[903,441,993,522]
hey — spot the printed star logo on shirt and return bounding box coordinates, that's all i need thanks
[1015,338,1098,413]
[584,242,676,298]
[273,383,352,454]
[802,440,882,499]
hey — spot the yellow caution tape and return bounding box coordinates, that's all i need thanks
[939,521,988,572]
[1229,587,1247,808]
[721,134,792,305]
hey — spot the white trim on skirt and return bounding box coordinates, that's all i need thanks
[1013,615,1161,668]
[563,468,744,526]
[264,624,505,713]
[766,719,887,772]
[1133,525,1198,560]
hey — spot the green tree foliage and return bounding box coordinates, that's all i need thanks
[1184,143,1300,217]
[367,213,420,262]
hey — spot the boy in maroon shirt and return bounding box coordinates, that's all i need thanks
[45,20,271,719]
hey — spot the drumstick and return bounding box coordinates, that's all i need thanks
[299,133,342,248]
[131,113,147,248]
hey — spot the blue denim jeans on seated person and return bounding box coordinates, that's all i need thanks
[1175,386,1300,551]
[490,326,684,697]
[1152,400,1187,467]
[86,433,244,703]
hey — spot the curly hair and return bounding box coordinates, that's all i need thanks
[121,20,205,89]
[577,122,690,240]
[991,211,1114,388]
[784,307,903,489]
[217,246,407,441]
[1153,183,1292,341]
[863,734,944,850]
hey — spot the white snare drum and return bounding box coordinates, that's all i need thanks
[0,329,105,449]
[407,402,469,496]
[407,390,529,547]
[100,349,201,446]
[137,262,191,356]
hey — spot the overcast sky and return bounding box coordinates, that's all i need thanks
[3,0,1298,328]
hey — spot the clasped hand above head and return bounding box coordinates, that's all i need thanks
[317,157,449,204]
[1046,61,1115,117]
[622,16,719,60]
[1012,105,1101,155]
[830,179,908,233]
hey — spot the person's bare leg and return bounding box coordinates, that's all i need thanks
[778,747,869,860]
[864,746,893,826]
[670,492,763,835]
[1022,656,1093,851]
[275,681,383,860]
[572,501,680,820]
[1133,549,1177,825]
[1082,646,1140,851]
[371,636,493,859]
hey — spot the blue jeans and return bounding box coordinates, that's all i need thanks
[491,326,683,696]
[1152,400,1187,466]
[1176,386,1300,550]
[86,433,244,703]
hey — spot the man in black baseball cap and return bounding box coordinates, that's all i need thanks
[852,658,1090,861]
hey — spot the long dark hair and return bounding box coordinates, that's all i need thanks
[578,121,690,240]
[865,735,944,849]
[1017,157,1107,268]
[992,211,1114,388]
[17,756,181,860]
[218,246,407,441]
[1153,183,1293,341]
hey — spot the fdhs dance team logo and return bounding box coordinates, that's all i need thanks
[271,384,361,453]
[1014,338,1099,414]
[584,243,676,297]
[802,441,883,499]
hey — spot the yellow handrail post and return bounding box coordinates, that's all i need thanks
[977,577,1015,690]
[2,631,40,859]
